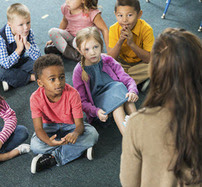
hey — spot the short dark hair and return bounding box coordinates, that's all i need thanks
[115,0,141,13]
[34,54,64,80]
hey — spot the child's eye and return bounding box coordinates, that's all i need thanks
[19,24,23,26]
[27,22,30,25]
[94,45,98,49]
[118,14,122,17]
[128,14,133,17]
[50,78,55,82]
[85,48,89,51]
[60,75,65,80]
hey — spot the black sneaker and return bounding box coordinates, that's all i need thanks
[31,154,57,174]
[44,45,61,55]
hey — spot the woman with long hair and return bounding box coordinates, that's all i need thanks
[120,28,202,186]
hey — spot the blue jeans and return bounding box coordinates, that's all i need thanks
[0,125,29,153]
[0,56,34,88]
[30,123,99,166]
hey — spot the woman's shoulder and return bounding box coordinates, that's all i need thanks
[128,107,171,130]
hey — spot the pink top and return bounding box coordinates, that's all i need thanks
[61,3,101,36]
[30,84,83,124]
[0,100,17,144]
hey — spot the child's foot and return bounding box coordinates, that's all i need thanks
[2,81,9,91]
[31,154,57,174]
[86,147,94,160]
[44,44,62,55]
[15,143,30,154]
[122,115,130,127]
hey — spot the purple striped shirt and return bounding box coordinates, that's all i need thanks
[0,100,17,144]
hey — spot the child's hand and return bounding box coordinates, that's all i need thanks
[22,36,30,50]
[49,134,65,146]
[124,27,134,46]
[15,34,24,55]
[120,27,127,42]
[98,109,108,122]
[126,92,139,102]
[62,132,79,144]
[46,40,53,46]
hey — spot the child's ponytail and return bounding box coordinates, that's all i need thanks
[80,56,89,82]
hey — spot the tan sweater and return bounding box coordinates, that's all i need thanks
[120,107,201,187]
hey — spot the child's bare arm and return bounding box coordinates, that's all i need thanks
[33,118,65,146]
[108,28,126,60]
[62,118,84,144]
[125,28,150,63]
[94,14,109,52]
[59,16,68,29]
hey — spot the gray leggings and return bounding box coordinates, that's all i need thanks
[48,28,75,53]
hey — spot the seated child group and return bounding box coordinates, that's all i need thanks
[0,0,153,173]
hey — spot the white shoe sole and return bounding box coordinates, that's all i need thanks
[2,81,9,92]
[141,79,150,92]
[31,154,43,174]
[87,147,93,160]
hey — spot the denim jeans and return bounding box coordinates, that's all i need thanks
[30,123,99,166]
[0,56,34,88]
[0,125,29,153]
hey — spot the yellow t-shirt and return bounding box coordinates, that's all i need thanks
[109,19,155,63]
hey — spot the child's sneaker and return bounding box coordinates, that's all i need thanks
[15,144,30,154]
[31,154,57,174]
[86,147,94,160]
[122,115,130,127]
[2,81,9,91]
[141,79,150,92]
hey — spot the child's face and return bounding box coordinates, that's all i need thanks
[115,6,142,30]
[8,15,31,36]
[79,37,102,66]
[66,0,83,11]
[37,66,66,98]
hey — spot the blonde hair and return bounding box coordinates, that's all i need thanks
[7,3,30,22]
[76,27,103,82]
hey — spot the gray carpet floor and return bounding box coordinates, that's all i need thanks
[0,0,201,186]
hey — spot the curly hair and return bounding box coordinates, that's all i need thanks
[33,54,64,80]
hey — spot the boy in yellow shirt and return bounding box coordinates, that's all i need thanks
[108,0,154,91]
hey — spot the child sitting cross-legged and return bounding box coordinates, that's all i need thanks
[30,54,99,174]
[73,27,139,135]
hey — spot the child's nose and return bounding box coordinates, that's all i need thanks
[123,16,128,22]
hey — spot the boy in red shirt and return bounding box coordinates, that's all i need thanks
[30,54,98,174]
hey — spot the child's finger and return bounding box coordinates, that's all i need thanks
[50,134,57,140]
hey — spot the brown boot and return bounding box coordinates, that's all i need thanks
[62,44,81,62]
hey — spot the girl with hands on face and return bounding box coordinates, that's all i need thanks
[73,27,139,135]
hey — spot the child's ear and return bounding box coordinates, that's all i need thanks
[138,10,143,19]
[37,79,44,87]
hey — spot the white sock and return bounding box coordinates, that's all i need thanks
[15,144,30,154]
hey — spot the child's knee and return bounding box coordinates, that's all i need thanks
[48,28,58,38]
[84,125,99,144]
[16,125,29,142]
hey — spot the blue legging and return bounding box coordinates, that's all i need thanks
[0,125,29,153]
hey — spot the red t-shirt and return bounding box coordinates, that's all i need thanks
[30,84,83,124]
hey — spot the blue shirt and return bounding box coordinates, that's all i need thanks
[0,24,41,69]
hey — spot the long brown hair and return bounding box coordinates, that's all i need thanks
[144,28,202,184]
[76,27,103,82]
